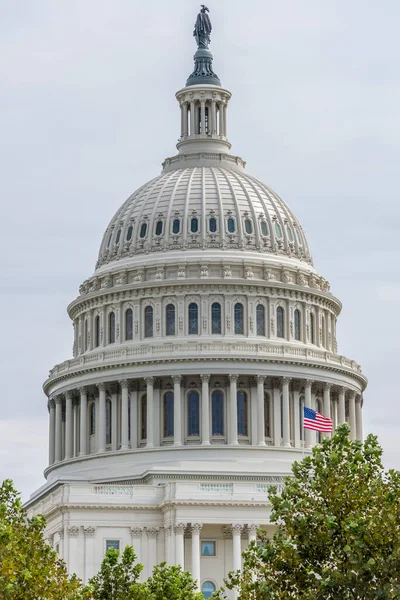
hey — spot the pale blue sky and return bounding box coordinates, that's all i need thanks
[0,0,399,499]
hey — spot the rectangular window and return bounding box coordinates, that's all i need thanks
[201,541,216,556]
[106,540,120,552]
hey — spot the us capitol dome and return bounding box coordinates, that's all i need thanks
[27,7,366,598]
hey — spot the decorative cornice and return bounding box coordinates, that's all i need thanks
[68,526,80,537]
[84,526,96,537]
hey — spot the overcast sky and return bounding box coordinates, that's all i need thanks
[0,0,399,501]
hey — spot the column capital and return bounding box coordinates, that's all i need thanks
[228,374,238,383]
[54,395,63,406]
[355,394,363,404]
[173,374,183,384]
[231,523,244,535]
[97,382,106,392]
[131,527,143,538]
[84,526,96,537]
[174,523,186,535]
[129,380,140,392]
[200,374,210,383]
[119,379,129,390]
[256,375,266,384]
[78,386,88,395]
[348,390,357,400]
[68,526,80,537]
[323,382,333,391]
[164,525,172,537]
[304,379,314,389]
[65,390,73,400]
[48,398,55,410]
[145,376,154,386]
[190,523,203,534]
[281,377,292,386]
[337,385,346,395]
[146,527,159,539]
[56,528,64,540]
[247,524,258,535]
[292,381,303,393]
[271,378,281,389]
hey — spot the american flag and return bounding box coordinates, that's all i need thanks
[303,407,333,432]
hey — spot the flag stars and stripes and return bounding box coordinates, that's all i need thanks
[303,407,333,432]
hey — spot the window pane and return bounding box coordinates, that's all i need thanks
[109,312,116,343]
[212,390,224,435]
[145,306,153,338]
[245,219,253,234]
[164,392,174,437]
[190,218,199,233]
[299,396,304,438]
[264,393,270,438]
[188,391,200,436]
[261,221,269,236]
[106,540,120,552]
[125,309,133,341]
[107,233,112,248]
[166,304,176,336]
[201,541,216,556]
[234,303,244,335]
[172,219,180,234]
[155,220,163,236]
[90,403,96,435]
[202,581,216,599]
[106,400,112,445]
[277,307,284,338]
[286,224,294,242]
[256,304,265,336]
[116,230,121,244]
[275,222,283,238]
[140,223,147,238]
[294,309,301,341]
[211,303,221,334]
[95,316,101,347]
[237,391,248,436]
[141,395,147,440]
[188,303,199,335]
[126,225,133,241]
[227,217,235,233]
[209,217,217,233]
[310,313,315,343]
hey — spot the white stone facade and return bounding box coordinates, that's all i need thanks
[26,16,367,600]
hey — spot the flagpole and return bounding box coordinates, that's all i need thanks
[301,397,305,460]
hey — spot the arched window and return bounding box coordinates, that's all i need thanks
[106,399,112,445]
[166,304,176,336]
[144,306,153,338]
[95,315,101,347]
[115,229,121,244]
[237,391,248,436]
[209,217,217,233]
[260,221,269,236]
[188,303,199,335]
[126,225,133,241]
[310,312,315,344]
[277,307,284,338]
[107,233,112,248]
[140,222,147,239]
[84,319,88,352]
[140,395,147,440]
[264,393,271,438]
[109,312,116,344]
[202,581,216,599]
[286,224,294,242]
[256,304,265,336]
[125,309,133,341]
[244,219,253,234]
[89,402,96,436]
[294,309,301,341]
[211,303,221,334]
[322,315,326,348]
[212,390,224,436]
[227,217,235,233]
[234,303,244,335]
[172,218,180,234]
[190,217,199,233]
[155,220,163,236]
[275,222,283,238]
[163,392,174,437]
[187,391,200,436]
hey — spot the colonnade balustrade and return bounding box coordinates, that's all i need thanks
[47,375,363,466]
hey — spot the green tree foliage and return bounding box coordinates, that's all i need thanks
[83,546,143,600]
[138,563,204,600]
[0,479,82,600]
[217,424,400,600]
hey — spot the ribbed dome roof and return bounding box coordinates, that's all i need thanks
[96,166,312,270]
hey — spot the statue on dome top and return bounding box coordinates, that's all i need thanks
[193,5,212,49]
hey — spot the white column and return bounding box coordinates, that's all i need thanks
[48,400,55,465]
[180,102,185,137]
[65,391,73,460]
[247,524,257,545]
[120,380,129,450]
[293,386,301,448]
[147,528,159,575]
[282,378,291,447]
[356,397,363,441]
[304,380,314,448]
[164,526,173,565]
[130,385,138,449]
[349,391,356,440]
[332,397,338,430]
[131,527,143,566]
[211,99,217,134]
[67,527,81,578]
[97,383,106,453]
[191,523,202,590]
[256,376,266,446]
[79,387,88,457]
[190,100,195,135]
[55,396,63,462]
[232,523,243,574]
[83,526,96,582]
[111,387,118,451]
[173,375,183,447]
[145,377,154,448]
[229,375,239,446]
[200,100,206,134]
[338,386,346,424]
[175,523,185,568]
[183,103,189,136]
[272,380,281,447]
[201,375,210,445]
[323,383,332,438]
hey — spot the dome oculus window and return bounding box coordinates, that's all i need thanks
[227,217,235,233]
[274,222,283,238]
[139,223,147,239]
[260,221,269,236]
[190,217,199,233]
[209,217,217,233]
[126,225,133,241]
[172,218,180,234]
[155,220,163,236]
[244,219,253,234]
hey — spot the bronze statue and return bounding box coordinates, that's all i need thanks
[193,5,212,49]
